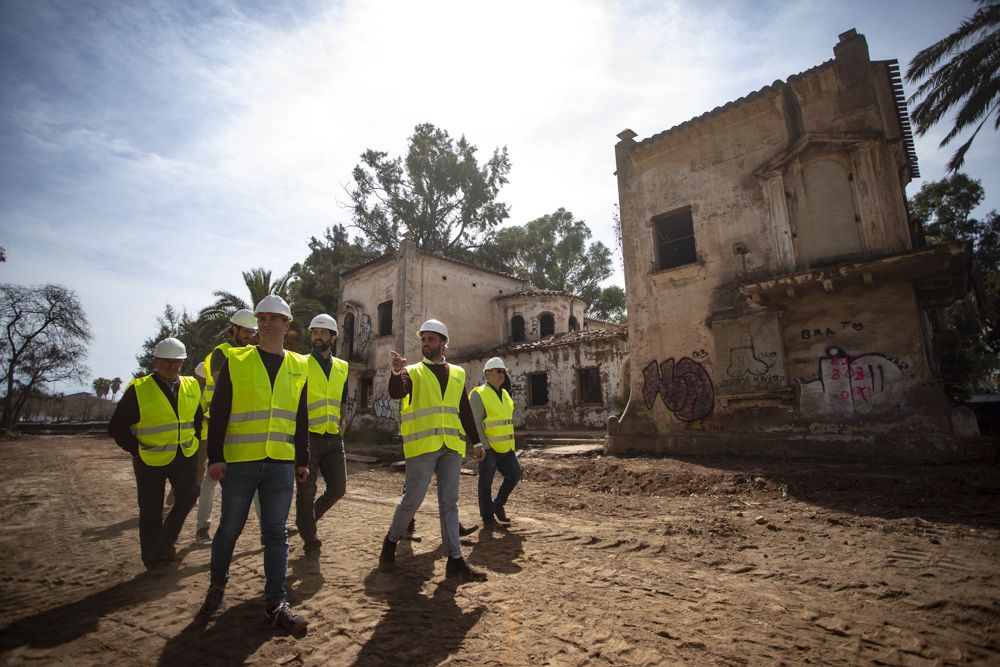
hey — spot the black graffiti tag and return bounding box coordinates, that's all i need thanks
[642,357,715,422]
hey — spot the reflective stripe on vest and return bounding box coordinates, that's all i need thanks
[399,363,467,459]
[202,342,233,415]
[307,355,349,435]
[129,374,200,466]
[471,384,516,453]
[222,346,307,463]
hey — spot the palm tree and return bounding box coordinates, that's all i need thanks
[906,0,1000,172]
[110,377,123,400]
[198,267,322,353]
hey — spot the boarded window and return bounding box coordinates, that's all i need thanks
[343,312,355,359]
[797,159,861,266]
[653,208,696,270]
[359,377,373,413]
[377,301,393,336]
[569,316,579,331]
[528,372,548,406]
[578,367,602,404]
[539,313,555,337]
[511,315,525,342]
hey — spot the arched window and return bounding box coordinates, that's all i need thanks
[511,315,525,342]
[343,312,355,359]
[569,316,579,332]
[539,313,555,338]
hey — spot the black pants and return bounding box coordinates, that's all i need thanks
[132,450,199,566]
[295,432,346,544]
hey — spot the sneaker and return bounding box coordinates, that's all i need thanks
[304,539,322,555]
[494,505,511,523]
[266,601,308,632]
[201,584,225,613]
[195,526,211,543]
[445,556,487,582]
[459,523,479,537]
[379,535,397,572]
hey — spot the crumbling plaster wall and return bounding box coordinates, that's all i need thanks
[499,294,587,342]
[615,32,937,441]
[463,336,628,430]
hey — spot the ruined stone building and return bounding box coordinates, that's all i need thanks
[336,238,628,436]
[609,29,977,459]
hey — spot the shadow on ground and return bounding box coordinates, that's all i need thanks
[351,541,485,667]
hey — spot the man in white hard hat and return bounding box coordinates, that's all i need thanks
[379,318,487,582]
[295,313,349,555]
[201,294,311,632]
[195,308,261,543]
[108,337,204,569]
[470,357,521,529]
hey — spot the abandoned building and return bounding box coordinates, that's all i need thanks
[336,237,628,436]
[609,29,981,459]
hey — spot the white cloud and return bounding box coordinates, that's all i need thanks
[2,0,995,391]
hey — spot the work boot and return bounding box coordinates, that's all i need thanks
[445,556,487,582]
[195,526,210,543]
[379,535,397,572]
[304,538,322,556]
[201,584,225,613]
[406,518,416,534]
[459,523,479,537]
[494,505,511,523]
[266,601,308,632]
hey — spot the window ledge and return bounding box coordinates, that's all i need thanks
[648,261,706,285]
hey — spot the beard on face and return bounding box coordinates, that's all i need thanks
[312,338,330,354]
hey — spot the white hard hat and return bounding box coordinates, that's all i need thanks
[153,337,187,360]
[484,357,507,371]
[194,361,207,379]
[417,318,448,340]
[254,294,293,321]
[308,313,339,333]
[230,308,258,330]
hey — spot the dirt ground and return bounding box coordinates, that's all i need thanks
[1,435,999,666]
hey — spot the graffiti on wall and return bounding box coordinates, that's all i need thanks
[358,314,372,355]
[641,357,714,422]
[797,346,907,414]
[341,387,358,434]
[717,344,784,391]
[373,394,400,422]
[801,320,865,340]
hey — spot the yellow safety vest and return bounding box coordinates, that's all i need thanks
[471,384,515,453]
[400,363,467,459]
[307,354,349,435]
[222,346,308,463]
[203,342,233,414]
[129,374,200,466]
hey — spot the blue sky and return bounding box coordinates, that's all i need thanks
[1,0,996,392]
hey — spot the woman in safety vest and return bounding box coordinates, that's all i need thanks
[470,357,521,528]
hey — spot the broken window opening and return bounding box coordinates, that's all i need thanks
[539,312,555,338]
[578,367,602,404]
[377,300,393,336]
[653,208,696,270]
[528,372,549,406]
[511,315,526,342]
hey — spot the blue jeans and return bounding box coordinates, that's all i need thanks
[478,449,521,524]
[388,446,463,559]
[210,460,294,608]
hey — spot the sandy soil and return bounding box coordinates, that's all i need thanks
[1,434,998,666]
